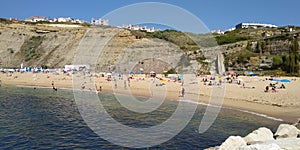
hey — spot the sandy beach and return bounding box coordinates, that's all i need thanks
[1,72,299,123]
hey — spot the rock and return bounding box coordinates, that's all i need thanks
[240,143,281,150]
[273,137,300,150]
[241,138,300,150]
[244,127,274,144]
[219,136,247,150]
[275,124,300,139]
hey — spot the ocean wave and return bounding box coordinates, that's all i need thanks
[178,99,283,122]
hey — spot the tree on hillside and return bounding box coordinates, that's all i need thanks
[272,55,283,69]
[282,39,299,74]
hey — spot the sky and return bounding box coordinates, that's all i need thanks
[1,0,299,33]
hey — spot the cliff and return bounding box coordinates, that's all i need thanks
[0,22,199,73]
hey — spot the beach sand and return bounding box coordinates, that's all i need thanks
[1,72,299,123]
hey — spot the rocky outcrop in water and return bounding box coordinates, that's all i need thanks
[206,124,300,150]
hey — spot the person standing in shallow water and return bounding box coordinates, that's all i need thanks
[51,81,57,91]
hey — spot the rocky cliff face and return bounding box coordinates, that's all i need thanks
[0,23,87,68]
[0,23,193,73]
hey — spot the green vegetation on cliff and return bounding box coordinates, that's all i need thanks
[221,26,300,75]
[216,30,251,45]
[131,29,200,52]
[21,36,44,62]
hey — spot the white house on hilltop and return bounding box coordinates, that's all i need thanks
[24,16,87,24]
[24,16,48,22]
[121,24,160,32]
[236,23,277,29]
[211,30,225,34]
[91,18,109,26]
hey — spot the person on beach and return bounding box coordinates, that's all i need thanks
[0,79,2,87]
[124,79,127,89]
[114,77,117,89]
[271,86,277,93]
[81,83,86,91]
[95,85,102,93]
[264,85,269,92]
[280,84,286,89]
[50,80,57,91]
[179,87,185,97]
[52,86,58,91]
[128,77,131,87]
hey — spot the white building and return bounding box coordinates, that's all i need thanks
[211,30,225,34]
[121,24,160,32]
[64,65,90,71]
[236,23,277,29]
[73,19,86,24]
[24,16,48,22]
[91,18,109,26]
[56,17,73,23]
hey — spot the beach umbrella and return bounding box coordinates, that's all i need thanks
[228,70,235,75]
[171,76,177,79]
[215,77,221,81]
[129,71,134,74]
[248,72,254,75]
[178,74,183,80]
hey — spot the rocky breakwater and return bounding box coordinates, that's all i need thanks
[206,123,300,150]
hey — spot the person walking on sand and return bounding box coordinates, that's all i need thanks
[179,87,185,97]
[124,79,127,89]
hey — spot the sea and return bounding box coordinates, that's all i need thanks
[0,86,283,149]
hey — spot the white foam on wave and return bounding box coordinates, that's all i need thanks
[178,99,283,122]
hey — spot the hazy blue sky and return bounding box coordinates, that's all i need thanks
[1,0,299,32]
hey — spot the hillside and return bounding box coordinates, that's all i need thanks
[218,27,300,75]
[186,26,300,75]
[0,22,209,74]
[1,20,299,75]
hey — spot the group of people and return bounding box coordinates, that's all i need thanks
[264,83,285,93]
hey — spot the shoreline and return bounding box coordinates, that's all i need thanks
[3,83,295,123]
[1,72,300,123]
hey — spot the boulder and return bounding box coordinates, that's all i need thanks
[219,136,247,150]
[241,138,300,150]
[273,137,300,150]
[274,124,300,139]
[240,143,281,150]
[244,127,274,144]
